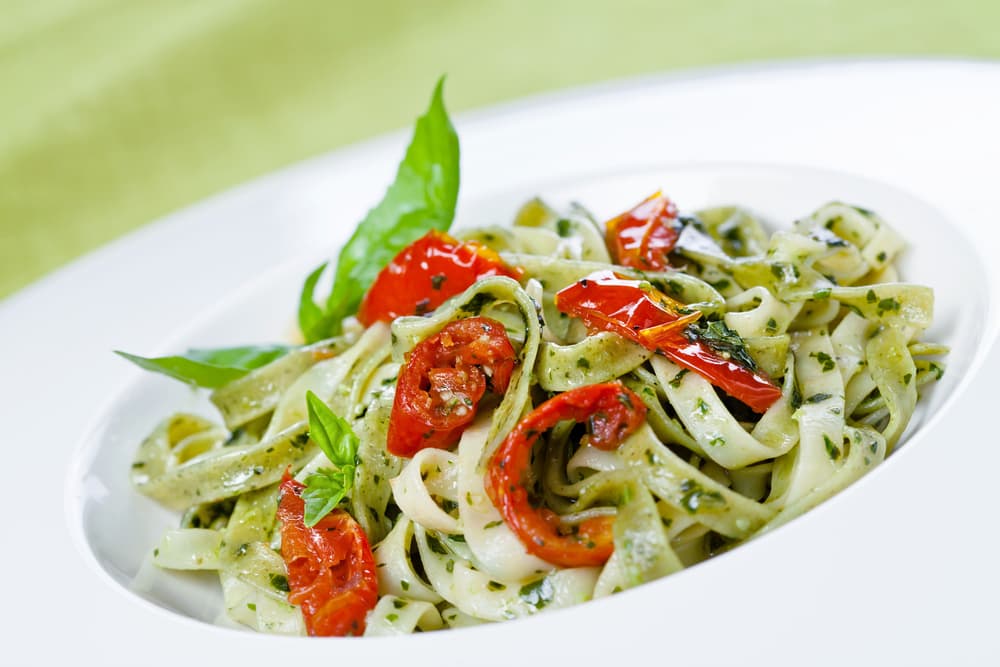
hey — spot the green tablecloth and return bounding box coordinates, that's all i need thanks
[2,0,997,299]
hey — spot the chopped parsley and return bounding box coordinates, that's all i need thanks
[679,479,726,514]
[669,369,689,388]
[877,297,901,316]
[519,578,555,610]
[269,574,290,593]
[811,351,836,372]
[824,434,841,461]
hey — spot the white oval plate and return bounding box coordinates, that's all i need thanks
[3,60,1000,666]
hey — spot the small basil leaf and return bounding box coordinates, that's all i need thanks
[115,344,292,388]
[300,76,460,341]
[302,467,351,527]
[305,391,359,467]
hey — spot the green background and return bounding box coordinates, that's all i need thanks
[3,0,998,299]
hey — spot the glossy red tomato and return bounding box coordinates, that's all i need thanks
[357,230,521,326]
[387,316,517,457]
[605,192,679,270]
[486,382,647,567]
[554,270,700,341]
[555,271,781,413]
[277,475,378,636]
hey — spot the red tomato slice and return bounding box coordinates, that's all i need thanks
[555,271,782,413]
[605,192,679,270]
[554,270,698,341]
[387,316,517,457]
[486,382,647,567]
[357,230,521,326]
[277,475,378,636]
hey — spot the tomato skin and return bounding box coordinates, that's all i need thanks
[554,270,697,342]
[277,475,377,637]
[555,271,781,413]
[647,332,782,414]
[605,192,679,270]
[388,316,517,458]
[486,382,647,568]
[357,230,521,326]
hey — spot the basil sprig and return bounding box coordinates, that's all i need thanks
[114,78,458,386]
[301,391,359,527]
[298,77,460,342]
[115,345,292,388]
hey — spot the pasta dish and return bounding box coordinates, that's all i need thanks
[119,81,945,637]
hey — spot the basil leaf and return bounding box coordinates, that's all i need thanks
[297,262,332,344]
[299,76,460,342]
[301,466,354,527]
[302,392,360,526]
[305,391,359,468]
[115,345,292,388]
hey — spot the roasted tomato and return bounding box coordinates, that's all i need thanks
[277,475,378,636]
[357,230,521,326]
[605,192,679,270]
[486,382,647,567]
[554,270,700,341]
[555,271,781,413]
[387,316,517,457]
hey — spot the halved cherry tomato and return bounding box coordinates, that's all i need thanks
[387,316,517,457]
[277,474,377,636]
[486,382,646,567]
[555,271,782,413]
[357,230,521,326]
[605,192,679,270]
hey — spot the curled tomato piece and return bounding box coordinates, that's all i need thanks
[387,316,517,457]
[357,230,521,326]
[605,192,679,270]
[554,270,699,340]
[277,475,377,636]
[486,382,647,568]
[555,271,781,413]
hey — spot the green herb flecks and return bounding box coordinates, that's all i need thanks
[824,434,841,461]
[519,578,555,611]
[678,479,726,514]
[269,573,290,593]
[877,297,901,316]
[684,319,758,371]
[810,351,836,372]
